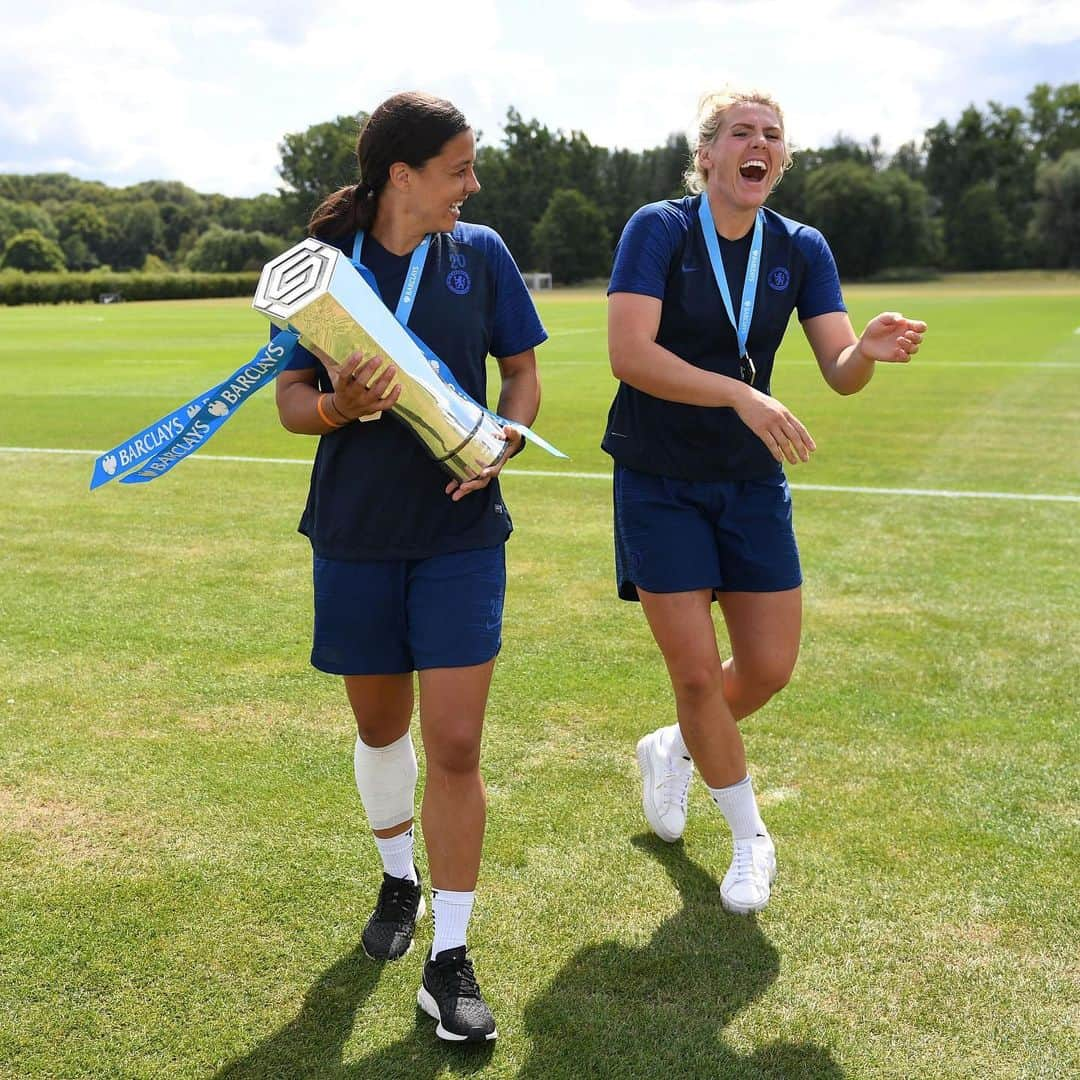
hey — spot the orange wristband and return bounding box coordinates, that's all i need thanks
[316,393,347,429]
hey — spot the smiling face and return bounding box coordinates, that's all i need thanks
[403,128,481,234]
[698,102,786,215]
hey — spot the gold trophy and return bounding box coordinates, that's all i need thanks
[254,238,515,480]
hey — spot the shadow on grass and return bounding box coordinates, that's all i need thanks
[517,834,843,1079]
[214,838,840,1079]
[212,942,494,1080]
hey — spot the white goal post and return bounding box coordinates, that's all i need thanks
[522,271,552,291]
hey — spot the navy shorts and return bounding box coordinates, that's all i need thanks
[613,465,802,601]
[311,546,506,675]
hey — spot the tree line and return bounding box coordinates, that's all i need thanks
[1,82,1076,286]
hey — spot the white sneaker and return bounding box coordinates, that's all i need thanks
[636,728,693,842]
[720,834,777,914]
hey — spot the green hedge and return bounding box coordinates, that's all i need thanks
[864,265,944,283]
[0,270,261,306]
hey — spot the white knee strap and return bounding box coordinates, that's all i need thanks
[353,731,417,830]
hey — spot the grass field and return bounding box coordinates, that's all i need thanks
[1,274,1078,1079]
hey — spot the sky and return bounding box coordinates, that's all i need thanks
[1,0,1077,198]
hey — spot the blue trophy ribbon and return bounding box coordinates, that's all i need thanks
[402,322,566,459]
[89,331,299,489]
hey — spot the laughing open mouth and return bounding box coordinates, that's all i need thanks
[739,159,768,182]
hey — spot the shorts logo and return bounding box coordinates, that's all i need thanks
[446,269,471,295]
[485,595,504,632]
[768,267,790,291]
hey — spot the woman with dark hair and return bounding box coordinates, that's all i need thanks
[275,91,546,1043]
[607,88,926,915]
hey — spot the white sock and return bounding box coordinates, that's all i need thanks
[708,775,768,840]
[431,888,475,958]
[373,828,417,883]
[660,724,692,766]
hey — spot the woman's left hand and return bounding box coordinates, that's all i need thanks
[445,425,524,502]
[858,312,928,363]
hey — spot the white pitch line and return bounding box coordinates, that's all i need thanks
[3,446,1078,503]
[0,446,315,467]
[536,359,1079,369]
[886,360,1077,369]
[501,467,1080,502]
[789,482,1080,503]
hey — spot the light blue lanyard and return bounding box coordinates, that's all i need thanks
[698,194,764,360]
[353,231,431,327]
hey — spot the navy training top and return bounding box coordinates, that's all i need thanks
[278,222,547,561]
[603,196,845,481]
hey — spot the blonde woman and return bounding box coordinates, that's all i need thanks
[605,89,926,913]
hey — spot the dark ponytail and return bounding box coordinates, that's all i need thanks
[308,92,469,239]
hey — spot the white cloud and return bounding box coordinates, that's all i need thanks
[585,0,1080,38]
[552,3,952,155]
[0,0,1076,195]
[0,0,511,193]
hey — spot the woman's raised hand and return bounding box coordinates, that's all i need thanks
[858,312,927,363]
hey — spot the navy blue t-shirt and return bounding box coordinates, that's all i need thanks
[604,196,845,481]
[280,223,547,560]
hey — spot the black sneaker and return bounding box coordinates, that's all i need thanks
[417,946,497,1042]
[361,867,425,961]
